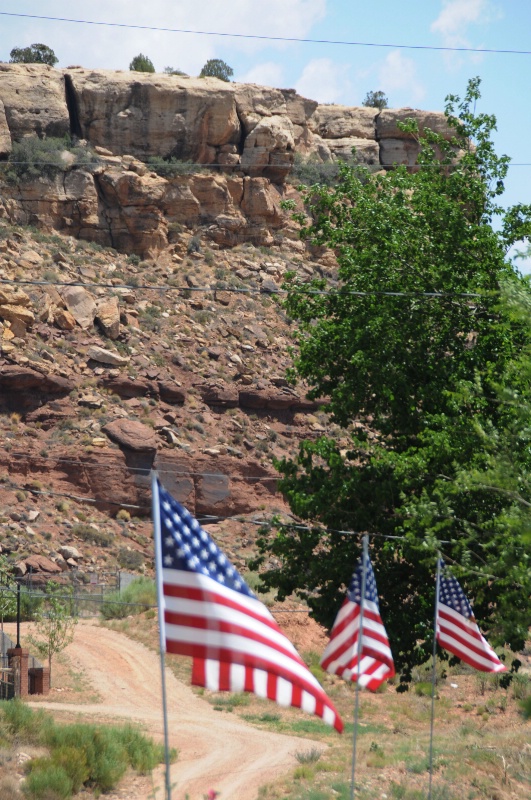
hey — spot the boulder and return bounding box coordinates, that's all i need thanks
[0,304,34,328]
[0,287,30,306]
[102,418,157,452]
[158,381,186,404]
[95,296,120,339]
[60,285,96,329]
[58,545,82,560]
[199,382,239,408]
[23,554,62,574]
[53,308,76,331]
[101,374,157,398]
[87,346,129,366]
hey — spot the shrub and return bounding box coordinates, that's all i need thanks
[4,136,100,183]
[100,576,156,620]
[10,43,58,66]
[146,156,206,178]
[199,58,233,82]
[362,89,389,109]
[129,53,155,72]
[72,523,112,547]
[23,763,73,799]
[117,547,144,571]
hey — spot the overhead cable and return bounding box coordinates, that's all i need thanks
[1,12,530,56]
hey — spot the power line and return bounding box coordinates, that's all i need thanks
[2,160,531,169]
[1,11,530,56]
[0,276,485,299]
[9,451,279,482]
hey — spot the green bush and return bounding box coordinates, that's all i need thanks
[100,576,156,620]
[23,763,73,799]
[0,704,166,797]
[1,700,48,743]
[117,547,144,571]
[10,43,58,66]
[71,523,112,547]
[129,53,155,72]
[4,136,100,182]
[146,156,206,178]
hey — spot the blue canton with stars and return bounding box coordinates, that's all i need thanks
[158,481,255,598]
[438,561,473,619]
[347,555,379,606]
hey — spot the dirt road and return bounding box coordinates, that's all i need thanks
[20,621,323,800]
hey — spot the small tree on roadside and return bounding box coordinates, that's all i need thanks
[0,556,16,632]
[28,581,78,684]
[199,58,233,82]
[362,89,388,109]
[129,53,155,73]
[9,43,58,67]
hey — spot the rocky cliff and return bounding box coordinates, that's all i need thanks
[0,65,454,257]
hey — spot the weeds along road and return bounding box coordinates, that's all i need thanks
[19,620,323,800]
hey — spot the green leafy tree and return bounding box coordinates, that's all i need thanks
[199,58,233,82]
[362,89,388,109]
[9,43,58,66]
[255,78,531,685]
[28,582,78,683]
[129,53,155,73]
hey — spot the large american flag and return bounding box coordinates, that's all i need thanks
[320,554,395,691]
[436,560,506,673]
[154,479,343,733]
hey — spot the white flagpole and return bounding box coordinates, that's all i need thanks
[350,533,369,800]
[152,470,172,800]
[428,556,442,800]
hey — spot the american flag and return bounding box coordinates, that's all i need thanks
[320,554,395,691]
[154,480,344,733]
[436,560,506,673]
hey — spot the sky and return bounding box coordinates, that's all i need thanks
[0,0,530,268]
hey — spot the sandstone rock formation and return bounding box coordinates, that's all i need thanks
[0,64,451,256]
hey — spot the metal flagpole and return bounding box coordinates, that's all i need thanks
[152,470,172,800]
[350,534,369,800]
[428,556,442,800]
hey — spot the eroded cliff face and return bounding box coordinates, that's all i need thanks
[0,64,454,256]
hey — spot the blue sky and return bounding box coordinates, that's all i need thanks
[1,1,530,266]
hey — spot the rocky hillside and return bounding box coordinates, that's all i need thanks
[0,65,447,589]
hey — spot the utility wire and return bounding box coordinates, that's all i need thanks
[2,160,531,168]
[1,12,530,56]
[9,451,280,482]
[0,276,485,299]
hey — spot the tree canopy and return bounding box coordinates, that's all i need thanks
[362,89,388,109]
[255,78,531,685]
[199,59,233,82]
[129,53,155,73]
[9,43,58,66]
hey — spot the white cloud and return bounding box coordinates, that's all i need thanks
[2,0,327,73]
[237,62,285,88]
[295,58,350,104]
[430,0,501,67]
[378,51,426,105]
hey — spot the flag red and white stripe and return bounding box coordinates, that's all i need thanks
[320,554,395,691]
[436,560,506,673]
[154,479,343,732]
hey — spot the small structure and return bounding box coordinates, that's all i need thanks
[0,631,50,699]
